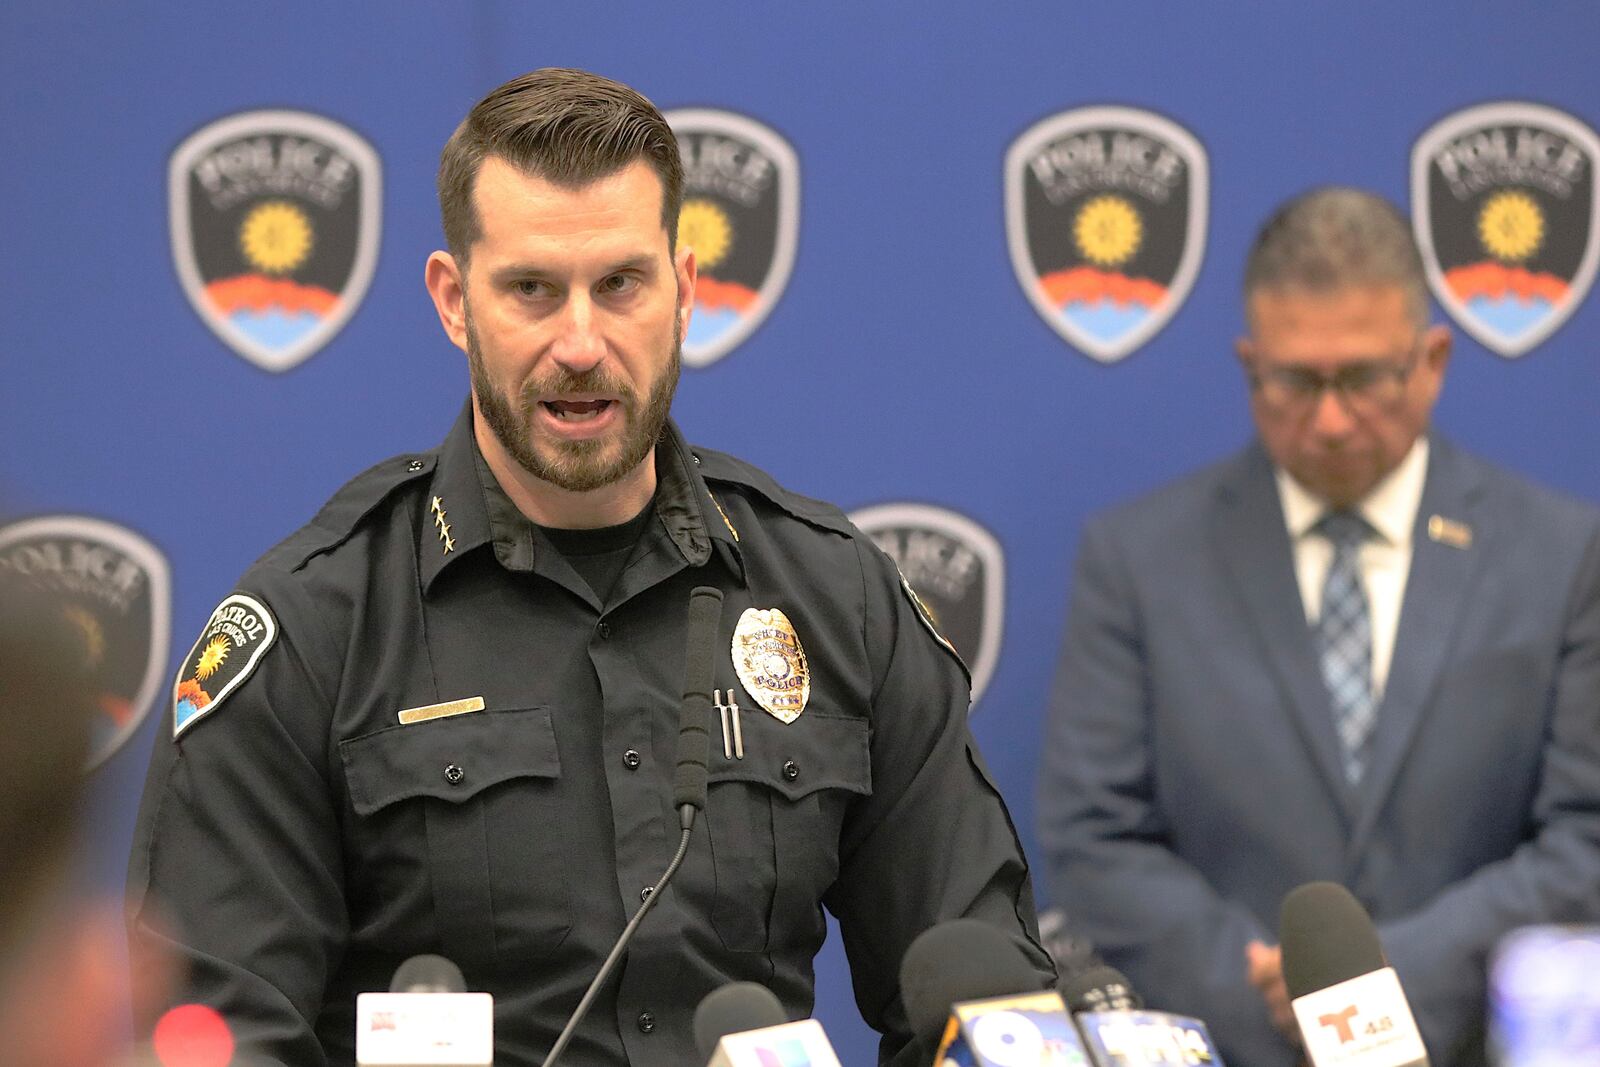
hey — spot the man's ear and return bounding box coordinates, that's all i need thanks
[425,251,469,353]
[675,244,697,340]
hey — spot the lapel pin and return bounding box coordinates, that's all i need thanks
[1427,514,1472,550]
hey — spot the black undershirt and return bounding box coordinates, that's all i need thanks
[535,502,656,603]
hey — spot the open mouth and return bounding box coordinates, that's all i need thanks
[541,399,614,422]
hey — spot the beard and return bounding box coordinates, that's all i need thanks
[466,305,682,494]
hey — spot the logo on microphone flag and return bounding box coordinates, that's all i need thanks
[170,109,382,371]
[667,109,799,368]
[849,504,1004,707]
[1412,102,1600,358]
[0,516,171,769]
[1006,106,1208,363]
[936,991,1090,1066]
[1291,968,1427,1067]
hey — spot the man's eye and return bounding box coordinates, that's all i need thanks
[1337,366,1383,392]
[514,280,550,297]
[600,274,640,294]
[1280,370,1324,395]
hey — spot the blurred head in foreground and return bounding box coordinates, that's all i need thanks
[0,574,130,1065]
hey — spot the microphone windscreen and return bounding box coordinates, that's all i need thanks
[388,953,467,994]
[1280,881,1387,999]
[898,919,1044,1046]
[1059,963,1145,1013]
[673,586,725,810]
[693,982,787,1060]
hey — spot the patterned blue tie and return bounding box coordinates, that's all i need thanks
[1315,511,1376,784]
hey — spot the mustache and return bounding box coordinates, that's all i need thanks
[519,367,637,406]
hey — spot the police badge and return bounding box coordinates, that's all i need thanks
[0,516,172,768]
[732,607,809,724]
[169,109,382,371]
[1412,102,1600,359]
[1005,106,1209,363]
[667,109,800,368]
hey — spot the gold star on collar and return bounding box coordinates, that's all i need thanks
[431,495,456,554]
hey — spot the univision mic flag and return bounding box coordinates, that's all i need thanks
[1006,106,1208,363]
[1412,102,1600,359]
[667,109,799,368]
[170,110,382,372]
[0,516,171,769]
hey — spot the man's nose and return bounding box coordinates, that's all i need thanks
[549,293,606,373]
[1309,386,1357,439]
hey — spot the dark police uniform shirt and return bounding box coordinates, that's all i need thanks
[128,402,1051,1066]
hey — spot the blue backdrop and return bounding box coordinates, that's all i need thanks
[4,4,1598,1062]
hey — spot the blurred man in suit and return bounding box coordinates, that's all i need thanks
[1038,187,1600,1066]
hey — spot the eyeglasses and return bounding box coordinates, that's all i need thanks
[1246,341,1422,415]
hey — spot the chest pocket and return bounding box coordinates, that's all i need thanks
[702,709,871,953]
[341,709,571,967]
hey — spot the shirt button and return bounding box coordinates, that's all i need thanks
[637,1011,656,1034]
[406,459,424,472]
[444,764,465,785]
[639,885,654,902]
[782,760,800,781]
[597,621,611,639]
[622,749,642,770]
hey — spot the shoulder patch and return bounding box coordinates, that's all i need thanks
[173,593,278,738]
[900,572,971,686]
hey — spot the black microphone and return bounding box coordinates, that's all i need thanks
[1059,964,1143,1014]
[693,983,788,1060]
[899,918,1050,1050]
[1281,882,1429,1067]
[388,953,466,993]
[1061,963,1224,1067]
[674,585,724,827]
[356,954,492,1066]
[539,586,725,1067]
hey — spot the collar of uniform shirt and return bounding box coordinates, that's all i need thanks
[1275,435,1430,548]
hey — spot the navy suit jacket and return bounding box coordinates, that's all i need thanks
[1037,437,1600,1067]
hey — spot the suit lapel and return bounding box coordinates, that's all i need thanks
[1349,438,1488,851]
[1211,445,1358,824]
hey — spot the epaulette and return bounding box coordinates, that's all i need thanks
[692,447,856,539]
[258,452,438,573]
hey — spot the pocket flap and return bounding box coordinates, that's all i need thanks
[341,708,559,815]
[707,711,871,801]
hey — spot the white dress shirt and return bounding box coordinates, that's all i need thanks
[1275,437,1429,697]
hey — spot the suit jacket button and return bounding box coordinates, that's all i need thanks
[443,764,465,785]
[637,1011,656,1033]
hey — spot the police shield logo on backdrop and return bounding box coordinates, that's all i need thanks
[1413,102,1600,358]
[0,516,171,768]
[170,110,382,371]
[1006,106,1208,363]
[849,504,1004,707]
[667,109,799,368]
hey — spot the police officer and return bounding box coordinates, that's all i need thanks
[128,68,1052,1066]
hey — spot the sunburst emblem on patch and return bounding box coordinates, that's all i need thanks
[239,200,314,275]
[194,636,231,680]
[1074,195,1143,267]
[732,607,809,724]
[1477,191,1544,263]
[679,199,733,271]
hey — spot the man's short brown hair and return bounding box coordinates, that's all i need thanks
[437,67,684,265]
[1243,186,1430,328]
